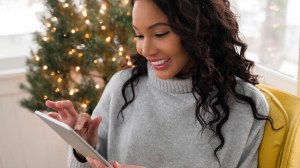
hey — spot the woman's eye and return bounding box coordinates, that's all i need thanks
[135,35,144,39]
[155,31,169,37]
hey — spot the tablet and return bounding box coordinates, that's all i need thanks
[35,110,113,168]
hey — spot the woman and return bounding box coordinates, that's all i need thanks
[46,0,272,167]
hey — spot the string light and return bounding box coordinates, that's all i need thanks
[81,103,87,109]
[95,84,100,89]
[34,55,40,61]
[51,72,55,76]
[127,61,133,66]
[94,60,98,64]
[118,52,122,56]
[78,53,83,58]
[69,89,74,95]
[100,4,107,14]
[85,19,90,24]
[71,29,76,34]
[75,66,80,72]
[63,3,69,8]
[112,57,116,61]
[55,88,60,92]
[85,33,90,39]
[51,17,57,22]
[44,95,48,100]
[101,26,106,30]
[57,77,62,83]
[82,10,87,17]
[43,65,48,70]
[46,22,51,28]
[121,0,129,5]
[105,36,111,42]
[51,27,56,32]
[43,36,49,41]
[69,49,76,55]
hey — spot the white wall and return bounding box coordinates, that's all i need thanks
[0,70,68,168]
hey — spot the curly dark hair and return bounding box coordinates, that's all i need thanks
[118,0,274,161]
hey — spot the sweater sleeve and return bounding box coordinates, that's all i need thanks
[68,146,91,168]
[237,91,269,168]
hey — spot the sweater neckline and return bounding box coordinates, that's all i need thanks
[147,63,192,94]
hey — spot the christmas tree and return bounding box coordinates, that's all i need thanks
[20,0,135,114]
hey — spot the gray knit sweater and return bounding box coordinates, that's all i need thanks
[68,65,268,168]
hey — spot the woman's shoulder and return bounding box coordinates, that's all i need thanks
[235,78,269,115]
[106,68,133,87]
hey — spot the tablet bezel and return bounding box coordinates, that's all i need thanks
[35,110,112,168]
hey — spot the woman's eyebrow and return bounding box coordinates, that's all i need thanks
[132,22,169,30]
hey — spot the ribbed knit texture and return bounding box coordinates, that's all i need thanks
[68,64,269,168]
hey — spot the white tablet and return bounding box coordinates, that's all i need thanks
[35,110,113,168]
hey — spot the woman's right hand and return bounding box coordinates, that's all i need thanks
[45,100,102,148]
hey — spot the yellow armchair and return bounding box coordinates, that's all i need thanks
[257,84,300,168]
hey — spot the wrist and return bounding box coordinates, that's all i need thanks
[73,148,87,163]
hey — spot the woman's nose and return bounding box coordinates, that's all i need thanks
[141,38,157,57]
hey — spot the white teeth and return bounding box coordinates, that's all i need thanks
[151,59,168,66]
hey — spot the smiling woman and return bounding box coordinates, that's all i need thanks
[132,2,192,79]
[53,0,274,168]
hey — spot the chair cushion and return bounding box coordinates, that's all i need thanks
[257,85,288,168]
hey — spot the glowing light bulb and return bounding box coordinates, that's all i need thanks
[85,33,90,39]
[63,3,69,8]
[81,103,87,108]
[57,77,62,83]
[101,26,106,30]
[44,95,48,100]
[95,84,100,89]
[69,90,74,95]
[82,10,87,17]
[75,66,80,72]
[55,88,60,92]
[78,53,83,58]
[51,17,57,22]
[112,57,116,61]
[105,36,111,42]
[46,22,51,27]
[127,61,133,66]
[51,27,56,32]
[71,29,76,34]
[43,36,49,41]
[34,55,40,61]
[43,65,48,70]
[85,20,90,24]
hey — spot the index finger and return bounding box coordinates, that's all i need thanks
[55,100,78,117]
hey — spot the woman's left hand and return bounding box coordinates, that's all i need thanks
[87,157,145,168]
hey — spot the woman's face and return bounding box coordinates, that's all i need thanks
[132,0,192,79]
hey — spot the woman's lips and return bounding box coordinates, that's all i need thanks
[149,58,171,70]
